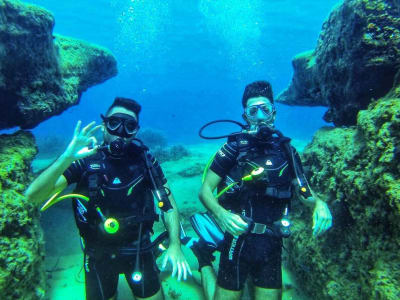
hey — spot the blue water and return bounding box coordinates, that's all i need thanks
[26,0,339,144]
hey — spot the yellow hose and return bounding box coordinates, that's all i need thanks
[202,152,217,183]
[40,193,89,212]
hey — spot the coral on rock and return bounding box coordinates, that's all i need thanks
[0,0,117,130]
[0,131,45,300]
[278,0,400,126]
[288,97,400,299]
[138,128,168,149]
[153,145,190,163]
[177,162,203,178]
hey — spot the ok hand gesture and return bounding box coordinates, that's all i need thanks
[64,121,102,161]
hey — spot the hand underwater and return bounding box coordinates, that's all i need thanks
[312,199,333,236]
[217,209,249,237]
[161,244,192,281]
[64,121,102,161]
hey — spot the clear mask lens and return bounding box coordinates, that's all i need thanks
[124,120,138,134]
[101,114,138,137]
[107,117,122,131]
[246,104,274,117]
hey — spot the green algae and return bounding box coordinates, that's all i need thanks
[289,97,400,299]
[0,131,45,299]
[293,50,316,69]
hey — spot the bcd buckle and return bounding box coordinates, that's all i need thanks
[251,223,267,234]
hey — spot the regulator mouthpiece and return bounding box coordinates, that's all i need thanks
[108,138,127,156]
[245,123,275,140]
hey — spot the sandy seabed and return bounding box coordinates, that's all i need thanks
[38,142,309,300]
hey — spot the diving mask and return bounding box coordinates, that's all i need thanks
[245,103,275,122]
[101,113,138,138]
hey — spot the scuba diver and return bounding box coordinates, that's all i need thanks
[185,81,332,300]
[25,97,191,300]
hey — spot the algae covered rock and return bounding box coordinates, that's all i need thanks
[0,0,117,130]
[287,97,400,299]
[138,128,168,149]
[278,0,400,126]
[153,145,190,163]
[0,131,45,299]
[177,162,203,178]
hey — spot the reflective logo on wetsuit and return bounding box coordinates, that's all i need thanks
[89,163,101,170]
[76,200,87,223]
[228,237,238,260]
[218,150,226,157]
[266,160,273,166]
[84,255,90,272]
[112,177,122,184]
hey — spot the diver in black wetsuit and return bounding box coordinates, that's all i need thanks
[188,81,332,300]
[26,97,191,300]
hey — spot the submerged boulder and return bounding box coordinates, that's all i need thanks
[0,0,117,130]
[287,97,400,299]
[0,131,45,299]
[278,0,400,126]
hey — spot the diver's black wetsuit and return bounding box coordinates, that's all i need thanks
[63,144,166,299]
[210,134,306,290]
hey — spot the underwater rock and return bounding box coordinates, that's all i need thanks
[277,0,400,126]
[0,0,117,130]
[138,128,168,149]
[153,145,190,163]
[0,131,45,299]
[168,145,190,161]
[287,97,400,299]
[177,162,203,178]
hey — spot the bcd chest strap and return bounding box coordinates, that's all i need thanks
[85,154,107,209]
[140,147,173,213]
[231,131,312,199]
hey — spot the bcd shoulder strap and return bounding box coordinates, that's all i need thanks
[140,148,173,213]
[280,139,312,198]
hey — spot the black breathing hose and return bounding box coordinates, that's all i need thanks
[198,120,246,140]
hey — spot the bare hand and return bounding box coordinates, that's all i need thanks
[217,209,249,236]
[312,200,333,236]
[64,121,102,161]
[162,244,192,281]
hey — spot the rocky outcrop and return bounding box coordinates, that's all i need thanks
[0,1,118,298]
[0,131,45,300]
[287,96,400,299]
[0,0,117,130]
[280,1,400,298]
[277,0,400,126]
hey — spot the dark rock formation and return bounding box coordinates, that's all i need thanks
[153,145,190,163]
[0,131,45,299]
[0,0,117,130]
[0,1,118,298]
[177,162,203,178]
[138,128,168,149]
[277,0,400,126]
[288,97,400,299]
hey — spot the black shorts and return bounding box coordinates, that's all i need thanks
[217,233,282,291]
[84,248,160,299]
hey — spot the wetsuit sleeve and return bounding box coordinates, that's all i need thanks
[147,152,167,185]
[62,159,86,185]
[209,142,239,178]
